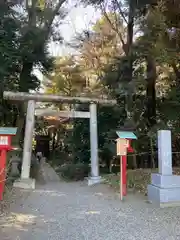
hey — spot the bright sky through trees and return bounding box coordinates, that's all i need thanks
[34,4,100,81]
[49,5,100,56]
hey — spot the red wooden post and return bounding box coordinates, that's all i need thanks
[0,149,7,200]
[116,131,137,201]
[120,140,133,199]
[122,155,127,196]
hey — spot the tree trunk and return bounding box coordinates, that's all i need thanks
[55,130,61,149]
[125,1,134,121]
[14,61,34,147]
[19,61,33,92]
[145,56,156,168]
[146,56,157,127]
[132,150,137,169]
[11,0,67,147]
[172,63,180,85]
[150,137,156,168]
[52,129,57,151]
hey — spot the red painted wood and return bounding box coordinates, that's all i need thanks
[122,155,127,196]
[0,150,7,200]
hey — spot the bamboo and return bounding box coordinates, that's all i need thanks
[3,91,116,105]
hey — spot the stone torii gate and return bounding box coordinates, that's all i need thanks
[3,91,116,189]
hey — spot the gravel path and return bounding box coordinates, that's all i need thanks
[1,182,180,240]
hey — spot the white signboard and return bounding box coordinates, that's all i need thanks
[116,139,129,156]
[0,136,8,145]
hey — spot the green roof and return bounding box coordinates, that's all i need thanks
[0,127,17,135]
[116,131,137,139]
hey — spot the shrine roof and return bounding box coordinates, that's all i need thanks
[0,127,17,135]
[116,131,137,139]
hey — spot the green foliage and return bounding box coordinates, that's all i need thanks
[45,56,86,96]
[0,0,67,148]
[58,163,89,181]
[0,2,20,87]
[62,2,180,168]
[72,118,90,163]
[2,0,180,171]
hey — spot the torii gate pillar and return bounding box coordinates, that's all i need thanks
[13,100,36,189]
[88,103,102,185]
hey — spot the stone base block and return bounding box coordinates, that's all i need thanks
[13,178,35,190]
[88,176,103,186]
[148,184,180,207]
[151,173,180,188]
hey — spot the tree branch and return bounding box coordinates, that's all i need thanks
[101,7,126,53]
[43,0,66,34]
[27,0,38,26]
[114,0,128,25]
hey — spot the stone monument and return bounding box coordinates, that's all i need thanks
[148,130,180,207]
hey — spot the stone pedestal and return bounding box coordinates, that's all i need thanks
[10,162,20,177]
[13,178,35,189]
[88,176,103,186]
[148,130,180,207]
[148,174,180,207]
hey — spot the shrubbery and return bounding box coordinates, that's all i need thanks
[58,163,89,181]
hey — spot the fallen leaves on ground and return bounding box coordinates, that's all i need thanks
[103,168,180,195]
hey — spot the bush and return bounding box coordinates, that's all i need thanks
[104,168,158,195]
[59,163,89,181]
